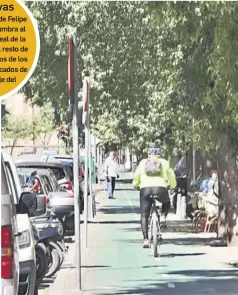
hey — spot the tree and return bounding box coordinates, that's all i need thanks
[22,1,238,244]
[1,103,9,127]
[32,103,55,147]
[150,2,238,245]
[2,118,31,154]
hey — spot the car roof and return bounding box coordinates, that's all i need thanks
[54,155,73,159]
[17,167,53,175]
[15,161,64,168]
[2,150,14,162]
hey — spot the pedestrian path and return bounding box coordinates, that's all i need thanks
[47,175,238,295]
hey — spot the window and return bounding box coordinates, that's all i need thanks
[41,175,53,193]
[49,168,65,181]
[5,163,18,203]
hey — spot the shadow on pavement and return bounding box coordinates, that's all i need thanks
[89,220,140,225]
[39,277,55,290]
[160,252,206,258]
[161,237,224,247]
[166,269,238,277]
[61,265,111,270]
[97,269,238,295]
[122,227,141,232]
[115,188,134,191]
[116,179,133,184]
[120,237,223,247]
[98,205,141,215]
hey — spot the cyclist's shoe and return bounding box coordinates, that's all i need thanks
[143,239,150,248]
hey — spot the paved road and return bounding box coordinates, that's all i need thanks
[40,174,238,295]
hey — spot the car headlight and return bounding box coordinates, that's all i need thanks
[19,230,31,249]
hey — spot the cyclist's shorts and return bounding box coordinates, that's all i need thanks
[140,187,169,203]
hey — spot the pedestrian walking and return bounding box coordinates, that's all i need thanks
[103,151,119,199]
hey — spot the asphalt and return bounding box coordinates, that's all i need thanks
[40,173,238,295]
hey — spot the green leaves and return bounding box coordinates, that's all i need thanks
[20,2,238,157]
[2,117,31,148]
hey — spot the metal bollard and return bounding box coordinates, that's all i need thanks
[181,195,187,219]
[176,193,181,219]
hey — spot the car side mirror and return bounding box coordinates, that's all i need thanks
[17,191,37,216]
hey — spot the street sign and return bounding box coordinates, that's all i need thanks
[68,35,81,291]
[68,37,73,97]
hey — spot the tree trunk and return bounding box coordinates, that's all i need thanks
[216,148,238,246]
[10,139,17,155]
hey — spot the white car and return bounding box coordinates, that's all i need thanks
[2,151,37,295]
[1,154,19,295]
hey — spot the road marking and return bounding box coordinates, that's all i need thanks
[168,283,175,288]
[162,273,169,278]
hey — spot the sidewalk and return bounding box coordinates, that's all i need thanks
[43,175,238,295]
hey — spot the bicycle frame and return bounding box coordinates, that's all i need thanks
[149,200,160,225]
[148,196,162,257]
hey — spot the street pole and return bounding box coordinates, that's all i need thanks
[32,104,36,154]
[93,135,97,162]
[192,119,196,183]
[68,36,81,290]
[82,77,89,247]
[88,128,93,218]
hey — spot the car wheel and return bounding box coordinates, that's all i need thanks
[35,243,48,284]
[45,241,61,278]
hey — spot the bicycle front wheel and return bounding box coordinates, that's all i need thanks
[152,213,158,257]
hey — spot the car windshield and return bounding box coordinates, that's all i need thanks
[49,167,66,181]
[64,166,73,182]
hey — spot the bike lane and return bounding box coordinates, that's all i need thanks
[80,177,238,295]
[48,174,238,295]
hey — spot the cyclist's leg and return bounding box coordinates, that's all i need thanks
[161,201,171,225]
[152,187,170,226]
[140,188,153,246]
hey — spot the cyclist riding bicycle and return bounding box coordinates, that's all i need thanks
[132,146,177,248]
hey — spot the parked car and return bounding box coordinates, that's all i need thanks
[52,156,85,210]
[52,155,84,181]
[18,168,76,231]
[16,168,68,283]
[15,160,73,192]
[1,151,38,295]
[54,155,98,184]
[2,150,45,295]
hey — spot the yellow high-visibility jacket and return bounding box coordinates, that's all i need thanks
[132,157,177,189]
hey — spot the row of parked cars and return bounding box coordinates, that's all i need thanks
[1,151,86,295]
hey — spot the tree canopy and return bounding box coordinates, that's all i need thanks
[22,1,238,159]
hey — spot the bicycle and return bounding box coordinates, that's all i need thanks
[148,195,163,257]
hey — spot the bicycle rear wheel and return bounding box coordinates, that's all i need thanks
[152,213,158,257]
